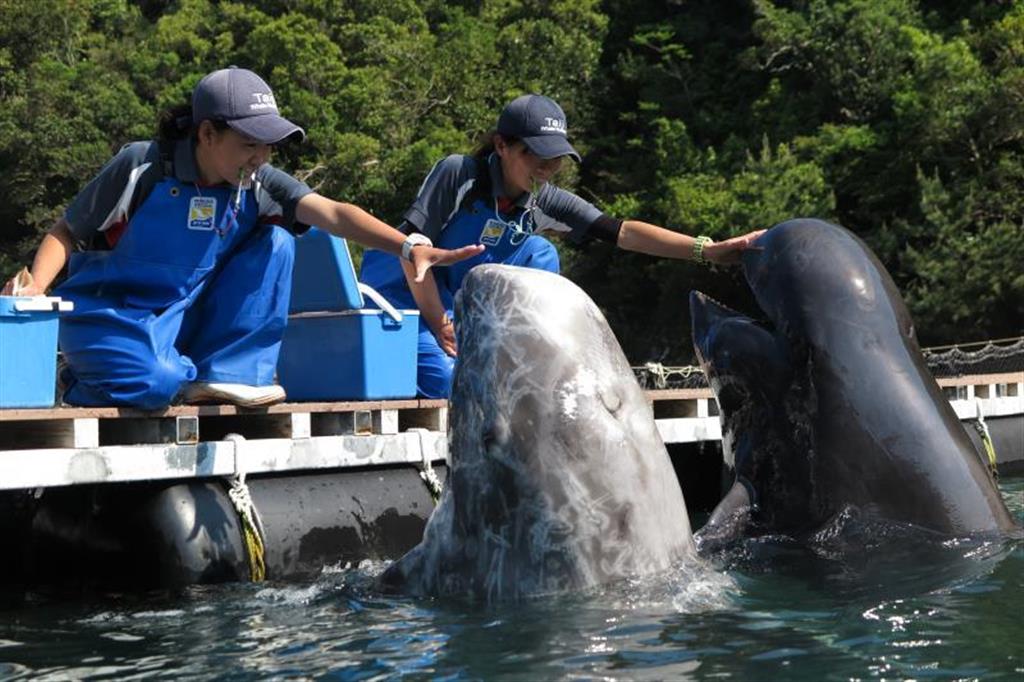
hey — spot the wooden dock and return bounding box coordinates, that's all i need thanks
[0,373,1020,491]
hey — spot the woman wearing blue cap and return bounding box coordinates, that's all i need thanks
[1,67,481,409]
[360,94,763,398]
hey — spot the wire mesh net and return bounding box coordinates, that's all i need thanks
[633,337,1024,389]
[922,337,1024,377]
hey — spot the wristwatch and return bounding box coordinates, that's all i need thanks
[402,233,433,261]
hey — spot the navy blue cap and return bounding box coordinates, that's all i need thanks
[497,94,580,162]
[192,67,305,144]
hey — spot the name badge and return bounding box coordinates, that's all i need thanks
[480,218,506,246]
[187,196,217,231]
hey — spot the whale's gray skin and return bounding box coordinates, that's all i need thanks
[693,219,1017,541]
[381,264,695,601]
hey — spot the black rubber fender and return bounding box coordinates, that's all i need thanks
[138,481,249,588]
[249,465,446,579]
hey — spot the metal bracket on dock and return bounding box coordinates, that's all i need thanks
[176,415,199,445]
[354,410,373,435]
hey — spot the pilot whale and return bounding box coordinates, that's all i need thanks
[381,265,695,601]
[692,219,1017,541]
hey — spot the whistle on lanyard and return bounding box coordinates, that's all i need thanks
[217,170,249,237]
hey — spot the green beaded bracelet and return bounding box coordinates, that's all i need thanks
[692,235,713,265]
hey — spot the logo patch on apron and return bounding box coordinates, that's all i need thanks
[187,196,217,231]
[480,218,506,246]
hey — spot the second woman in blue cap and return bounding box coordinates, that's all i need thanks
[360,94,763,398]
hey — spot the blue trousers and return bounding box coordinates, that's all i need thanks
[59,227,294,409]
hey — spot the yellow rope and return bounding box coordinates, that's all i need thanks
[238,511,266,582]
[227,475,267,582]
[969,401,1000,480]
[973,422,999,480]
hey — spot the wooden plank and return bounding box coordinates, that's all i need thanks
[373,409,400,435]
[0,398,439,422]
[950,396,1024,420]
[73,418,99,448]
[935,372,1024,387]
[0,441,237,490]
[236,431,448,475]
[400,406,448,433]
[656,417,722,443]
[1,375,1019,422]
[0,419,77,449]
[0,432,451,491]
[646,388,714,401]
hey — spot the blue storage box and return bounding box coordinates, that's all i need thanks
[0,296,74,408]
[278,228,419,400]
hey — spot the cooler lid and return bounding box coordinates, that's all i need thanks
[290,227,364,313]
[289,227,404,322]
[0,296,74,316]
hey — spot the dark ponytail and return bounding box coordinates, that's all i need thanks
[157,103,230,141]
[472,130,519,159]
[157,103,194,141]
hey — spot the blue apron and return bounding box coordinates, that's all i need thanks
[55,175,294,408]
[437,198,558,288]
[359,198,559,398]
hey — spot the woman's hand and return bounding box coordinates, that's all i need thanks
[703,229,766,266]
[436,315,457,357]
[0,268,44,296]
[409,244,484,283]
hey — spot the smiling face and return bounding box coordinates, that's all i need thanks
[194,120,273,186]
[494,135,565,196]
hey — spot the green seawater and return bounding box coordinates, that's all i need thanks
[1,479,1021,681]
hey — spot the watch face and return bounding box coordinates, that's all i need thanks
[403,234,432,260]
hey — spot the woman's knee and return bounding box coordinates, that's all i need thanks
[141,356,192,407]
[63,354,190,409]
[507,236,560,273]
[417,356,454,398]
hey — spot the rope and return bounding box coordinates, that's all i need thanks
[633,362,705,390]
[968,399,1000,480]
[224,433,267,582]
[227,472,267,582]
[409,428,443,504]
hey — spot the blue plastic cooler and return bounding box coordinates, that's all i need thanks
[0,296,74,408]
[277,228,419,400]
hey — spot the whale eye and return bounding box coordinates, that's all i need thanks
[599,384,621,413]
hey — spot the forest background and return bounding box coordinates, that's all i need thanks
[1,0,1021,363]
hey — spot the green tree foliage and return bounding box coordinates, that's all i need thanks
[574,0,1022,356]
[1,0,1019,359]
[0,0,151,273]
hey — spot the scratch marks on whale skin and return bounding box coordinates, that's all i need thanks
[391,266,694,600]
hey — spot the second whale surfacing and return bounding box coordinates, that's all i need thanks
[691,219,1018,544]
[381,265,695,601]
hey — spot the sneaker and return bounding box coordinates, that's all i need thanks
[181,381,286,407]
